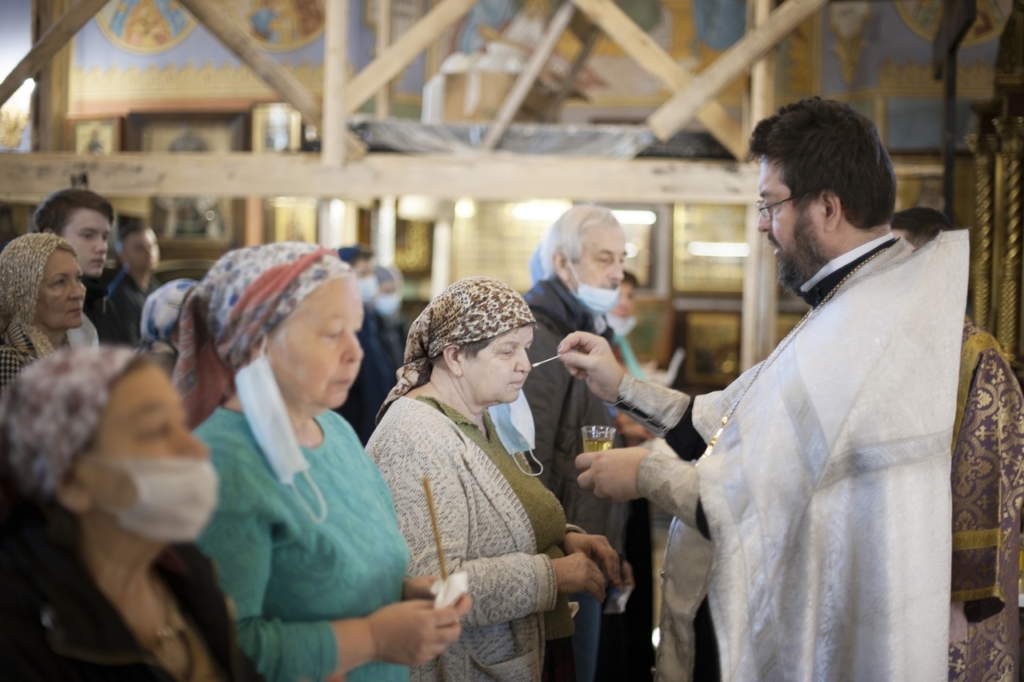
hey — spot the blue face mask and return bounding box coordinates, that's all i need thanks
[489,390,543,477]
[374,292,401,317]
[357,275,379,303]
[568,261,620,316]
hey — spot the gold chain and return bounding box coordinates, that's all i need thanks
[700,247,890,459]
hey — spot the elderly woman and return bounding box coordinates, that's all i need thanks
[174,243,469,682]
[0,347,262,681]
[0,233,85,391]
[138,278,196,375]
[368,277,621,681]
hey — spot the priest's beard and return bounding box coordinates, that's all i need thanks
[773,209,830,293]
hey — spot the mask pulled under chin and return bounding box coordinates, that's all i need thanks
[489,390,543,477]
[606,313,637,337]
[234,346,328,524]
[98,457,219,543]
[567,261,620,316]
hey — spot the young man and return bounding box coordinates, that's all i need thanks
[892,207,1024,682]
[107,220,161,346]
[564,98,968,681]
[33,189,121,345]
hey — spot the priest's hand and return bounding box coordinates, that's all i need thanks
[576,447,648,501]
[557,332,625,403]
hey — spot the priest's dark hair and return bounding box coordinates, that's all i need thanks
[891,207,953,248]
[749,97,896,231]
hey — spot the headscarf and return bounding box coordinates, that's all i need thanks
[140,278,196,345]
[0,233,78,356]
[0,347,139,508]
[172,243,350,428]
[378,277,535,422]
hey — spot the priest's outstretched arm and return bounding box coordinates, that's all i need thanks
[560,332,711,537]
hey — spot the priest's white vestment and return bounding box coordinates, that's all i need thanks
[633,232,968,681]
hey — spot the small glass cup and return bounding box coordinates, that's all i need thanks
[581,425,616,452]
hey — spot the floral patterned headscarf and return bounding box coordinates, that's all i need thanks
[172,243,350,428]
[0,347,139,506]
[0,233,78,356]
[141,278,196,345]
[378,277,535,422]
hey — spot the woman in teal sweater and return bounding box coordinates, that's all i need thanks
[173,244,471,682]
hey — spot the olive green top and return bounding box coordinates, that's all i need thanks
[417,397,574,640]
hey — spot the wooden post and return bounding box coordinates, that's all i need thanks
[482,2,576,150]
[2,0,108,109]
[345,0,477,114]
[376,0,393,119]
[740,0,778,371]
[175,0,365,160]
[322,0,349,166]
[647,0,827,141]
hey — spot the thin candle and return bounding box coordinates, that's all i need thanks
[422,476,448,580]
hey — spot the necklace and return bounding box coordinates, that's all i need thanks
[699,246,890,460]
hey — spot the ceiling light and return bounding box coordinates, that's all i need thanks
[687,241,750,258]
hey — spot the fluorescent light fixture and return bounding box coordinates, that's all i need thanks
[511,200,571,222]
[455,198,476,218]
[687,241,750,258]
[611,209,657,225]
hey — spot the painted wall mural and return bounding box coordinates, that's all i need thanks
[95,0,196,54]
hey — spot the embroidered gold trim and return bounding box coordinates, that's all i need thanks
[951,528,1001,550]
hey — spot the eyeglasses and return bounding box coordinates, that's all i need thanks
[757,196,799,222]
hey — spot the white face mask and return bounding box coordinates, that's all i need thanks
[567,261,620,316]
[488,390,543,477]
[374,292,401,317]
[234,341,328,523]
[606,313,637,337]
[98,458,218,543]
[357,275,379,303]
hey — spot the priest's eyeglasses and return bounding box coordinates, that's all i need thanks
[757,196,799,221]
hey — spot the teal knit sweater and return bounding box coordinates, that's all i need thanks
[196,408,410,682]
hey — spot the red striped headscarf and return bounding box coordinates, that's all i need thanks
[172,243,350,428]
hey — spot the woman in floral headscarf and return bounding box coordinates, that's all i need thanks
[174,243,469,682]
[0,233,85,392]
[0,347,261,682]
[367,277,620,682]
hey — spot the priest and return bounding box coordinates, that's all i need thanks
[558,98,968,681]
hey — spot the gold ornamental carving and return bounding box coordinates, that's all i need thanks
[995,117,1024,360]
[966,133,999,331]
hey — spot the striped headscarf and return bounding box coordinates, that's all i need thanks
[0,233,79,357]
[0,347,140,508]
[172,243,350,428]
[378,277,535,422]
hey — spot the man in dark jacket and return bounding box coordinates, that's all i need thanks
[107,220,161,346]
[34,189,121,344]
[522,204,627,682]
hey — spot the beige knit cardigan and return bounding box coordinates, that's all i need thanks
[367,397,558,682]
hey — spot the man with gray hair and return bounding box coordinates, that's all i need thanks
[521,204,627,682]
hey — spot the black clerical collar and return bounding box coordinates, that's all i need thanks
[798,237,897,308]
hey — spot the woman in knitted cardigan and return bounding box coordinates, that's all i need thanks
[368,277,621,682]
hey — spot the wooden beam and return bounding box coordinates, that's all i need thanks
[544,26,600,122]
[648,0,828,140]
[482,2,576,150]
[570,0,745,159]
[322,0,349,166]
[0,153,760,203]
[0,0,107,109]
[740,0,778,372]
[176,0,366,159]
[345,0,477,114]
[375,0,393,118]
